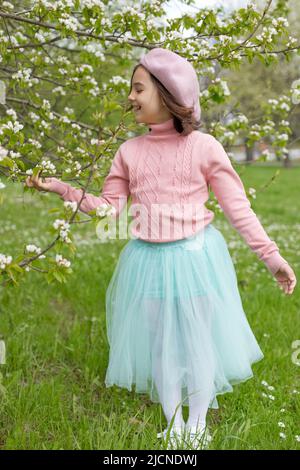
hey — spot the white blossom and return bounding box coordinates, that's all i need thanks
[0,253,12,270]
[64,201,78,212]
[248,187,256,198]
[0,146,8,161]
[26,244,42,255]
[41,159,56,173]
[55,254,71,268]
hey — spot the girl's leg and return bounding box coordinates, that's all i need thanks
[146,297,185,429]
[186,382,211,429]
[152,353,184,428]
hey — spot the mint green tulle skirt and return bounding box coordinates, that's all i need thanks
[104,223,264,409]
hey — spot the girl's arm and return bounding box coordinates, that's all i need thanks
[46,145,129,217]
[202,135,288,276]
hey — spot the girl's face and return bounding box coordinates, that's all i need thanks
[128,65,172,124]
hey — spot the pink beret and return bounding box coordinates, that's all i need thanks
[139,47,201,121]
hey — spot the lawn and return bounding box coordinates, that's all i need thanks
[0,165,299,450]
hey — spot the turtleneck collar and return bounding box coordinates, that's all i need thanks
[145,118,180,137]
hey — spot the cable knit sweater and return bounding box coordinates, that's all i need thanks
[47,117,288,276]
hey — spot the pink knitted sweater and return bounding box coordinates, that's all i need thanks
[47,117,288,276]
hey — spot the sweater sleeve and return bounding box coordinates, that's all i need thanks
[202,134,288,276]
[46,145,130,218]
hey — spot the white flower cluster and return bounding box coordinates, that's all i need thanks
[277,133,289,142]
[73,161,81,177]
[28,138,42,149]
[261,149,272,161]
[59,13,80,32]
[59,115,71,124]
[96,203,116,217]
[0,253,12,270]
[55,254,71,268]
[90,138,105,145]
[291,79,300,105]
[0,146,8,161]
[99,16,112,28]
[227,114,248,127]
[268,98,290,112]
[25,244,46,259]
[26,244,41,254]
[0,120,23,135]
[29,111,40,123]
[6,108,17,120]
[0,180,6,189]
[248,187,256,199]
[12,68,39,87]
[272,17,289,29]
[257,25,281,43]
[64,201,78,212]
[53,219,71,243]
[52,86,66,96]
[81,0,105,9]
[2,2,14,9]
[76,64,93,74]
[261,379,275,400]
[83,43,105,60]
[286,37,298,48]
[110,76,130,86]
[223,130,235,140]
[41,159,56,173]
[87,76,99,97]
[10,151,21,159]
[211,78,230,96]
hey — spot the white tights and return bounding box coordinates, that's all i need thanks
[153,356,211,429]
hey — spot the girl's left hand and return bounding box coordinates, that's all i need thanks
[274,262,297,295]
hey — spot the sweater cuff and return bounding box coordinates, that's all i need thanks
[263,252,289,276]
[46,177,70,197]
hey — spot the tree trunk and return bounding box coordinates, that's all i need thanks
[283,150,292,168]
[244,137,254,162]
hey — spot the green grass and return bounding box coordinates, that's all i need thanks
[0,165,299,450]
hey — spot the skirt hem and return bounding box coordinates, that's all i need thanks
[104,352,264,409]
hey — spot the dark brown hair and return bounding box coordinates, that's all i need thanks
[127,64,202,136]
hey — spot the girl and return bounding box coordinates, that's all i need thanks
[26,47,297,450]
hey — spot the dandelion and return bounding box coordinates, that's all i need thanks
[279,432,286,439]
[295,435,300,442]
[278,422,286,428]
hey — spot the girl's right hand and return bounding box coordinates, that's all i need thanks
[25,170,54,192]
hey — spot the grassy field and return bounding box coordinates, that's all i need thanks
[0,165,299,450]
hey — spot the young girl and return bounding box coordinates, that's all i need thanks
[26,47,297,450]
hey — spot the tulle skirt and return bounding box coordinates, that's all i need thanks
[104,223,264,409]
